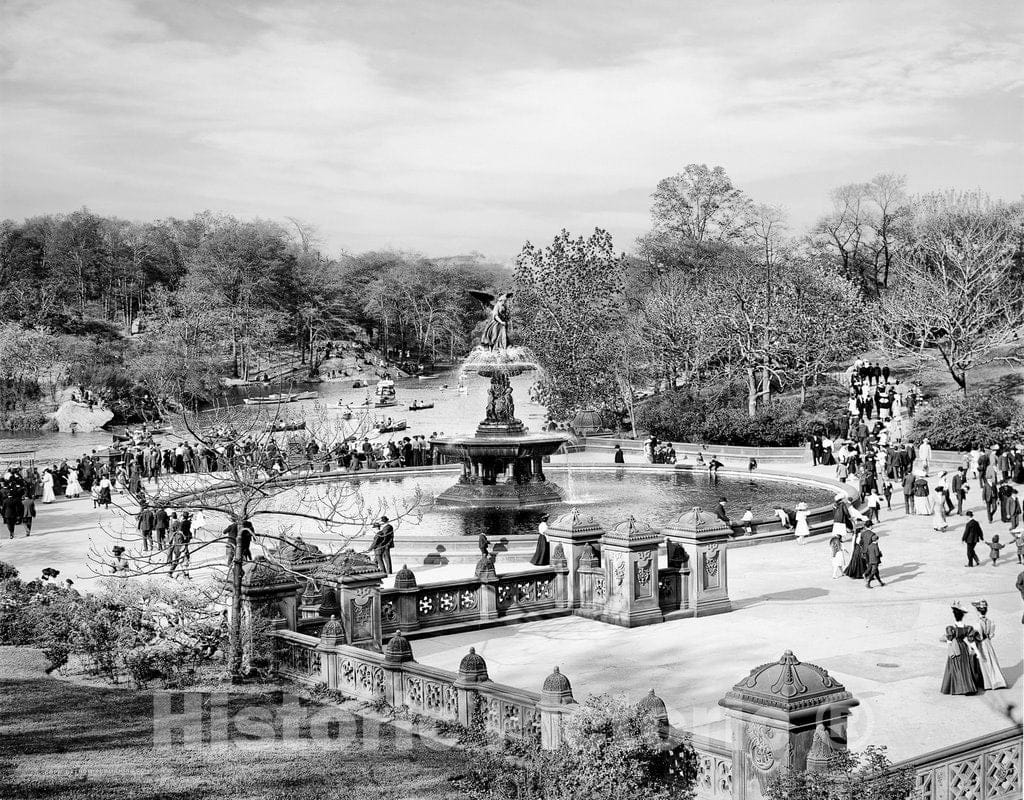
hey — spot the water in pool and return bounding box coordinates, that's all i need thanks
[336,467,834,538]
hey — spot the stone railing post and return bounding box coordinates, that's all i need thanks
[318,615,345,688]
[329,569,386,652]
[393,565,420,632]
[551,545,569,608]
[544,508,606,609]
[719,650,859,800]
[598,516,663,627]
[538,666,576,750]
[658,507,732,617]
[453,647,490,728]
[381,630,414,708]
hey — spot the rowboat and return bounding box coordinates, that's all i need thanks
[265,420,306,433]
[293,391,318,401]
[243,394,295,405]
[375,419,407,433]
[408,402,434,411]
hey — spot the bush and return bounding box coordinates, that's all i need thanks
[638,391,824,446]
[450,693,697,800]
[765,745,915,800]
[0,565,230,686]
[912,385,1023,450]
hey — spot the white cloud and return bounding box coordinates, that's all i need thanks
[1,0,1021,257]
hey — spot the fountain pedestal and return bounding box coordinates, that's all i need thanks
[431,365,567,508]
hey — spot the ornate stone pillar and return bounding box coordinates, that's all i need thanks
[544,508,605,609]
[453,648,490,727]
[318,615,346,688]
[381,630,414,708]
[538,666,576,750]
[393,565,420,632]
[658,506,732,617]
[719,650,859,800]
[598,516,663,627]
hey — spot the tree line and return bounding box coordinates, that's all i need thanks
[514,165,1024,429]
[0,212,507,420]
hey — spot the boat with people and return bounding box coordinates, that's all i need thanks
[375,417,407,433]
[408,401,434,411]
[374,378,397,408]
[265,420,306,433]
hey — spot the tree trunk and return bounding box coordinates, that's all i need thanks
[747,368,758,418]
[228,525,245,683]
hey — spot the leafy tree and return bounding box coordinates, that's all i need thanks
[514,229,630,421]
[646,164,753,244]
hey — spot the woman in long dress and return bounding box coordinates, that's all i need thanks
[41,470,56,504]
[828,531,847,578]
[530,515,550,566]
[940,602,983,695]
[843,526,868,579]
[971,600,1007,690]
[794,502,811,544]
[64,468,83,499]
[932,486,948,531]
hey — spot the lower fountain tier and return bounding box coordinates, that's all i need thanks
[431,432,568,507]
[434,478,564,507]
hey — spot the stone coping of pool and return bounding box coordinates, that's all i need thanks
[151,460,855,542]
[582,436,808,460]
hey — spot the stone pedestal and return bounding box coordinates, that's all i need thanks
[538,666,576,750]
[719,650,859,800]
[658,506,732,617]
[393,565,421,632]
[545,508,606,609]
[598,516,663,627]
[453,648,490,727]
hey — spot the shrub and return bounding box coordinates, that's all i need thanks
[764,745,915,800]
[637,392,820,446]
[449,693,697,800]
[912,386,1021,450]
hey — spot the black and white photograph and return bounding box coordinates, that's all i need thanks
[1,2,1022,798]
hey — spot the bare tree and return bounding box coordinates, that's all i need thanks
[91,402,425,682]
[875,192,1024,394]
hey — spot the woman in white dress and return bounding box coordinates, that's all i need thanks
[971,600,1006,689]
[794,501,811,543]
[41,470,56,504]
[65,467,83,498]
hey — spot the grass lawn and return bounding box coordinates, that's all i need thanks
[0,655,466,800]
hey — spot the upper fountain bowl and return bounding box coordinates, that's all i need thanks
[461,346,540,378]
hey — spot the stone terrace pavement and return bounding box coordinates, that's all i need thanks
[409,457,1024,762]
[3,455,1021,762]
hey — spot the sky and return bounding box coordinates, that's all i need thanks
[1,0,1021,261]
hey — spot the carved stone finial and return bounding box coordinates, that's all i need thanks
[384,630,415,664]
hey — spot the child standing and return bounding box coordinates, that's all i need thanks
[1012,527,1024,564]
[865,490,882,523]
[987,534,1004,566]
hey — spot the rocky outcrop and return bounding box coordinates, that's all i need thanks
[49,400,114,433]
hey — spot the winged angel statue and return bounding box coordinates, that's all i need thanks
[468,290,513,351]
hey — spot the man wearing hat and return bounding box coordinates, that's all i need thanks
[368,516,395,574]
[864,531,884,588]
[962,511,984,567]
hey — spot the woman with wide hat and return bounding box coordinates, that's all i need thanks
[971,600,1006,690]
[940,601,983,695]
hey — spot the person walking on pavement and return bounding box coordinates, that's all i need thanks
[902,471,916,515]
[865,533,885,587]
[962,511,984,567]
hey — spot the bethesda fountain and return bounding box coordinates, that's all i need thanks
[431,290,567,507]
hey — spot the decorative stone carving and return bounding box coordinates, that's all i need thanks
[383,630,414,664]
[455,647,489,685]
[540,666,574,706]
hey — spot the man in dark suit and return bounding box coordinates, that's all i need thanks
[902,472,916,515]
[137,504,155,551]
[962,511,984,567]
[865,532,884,587]
[154,507,170,550]
[369,517,395,574]
[951,468,967,515]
